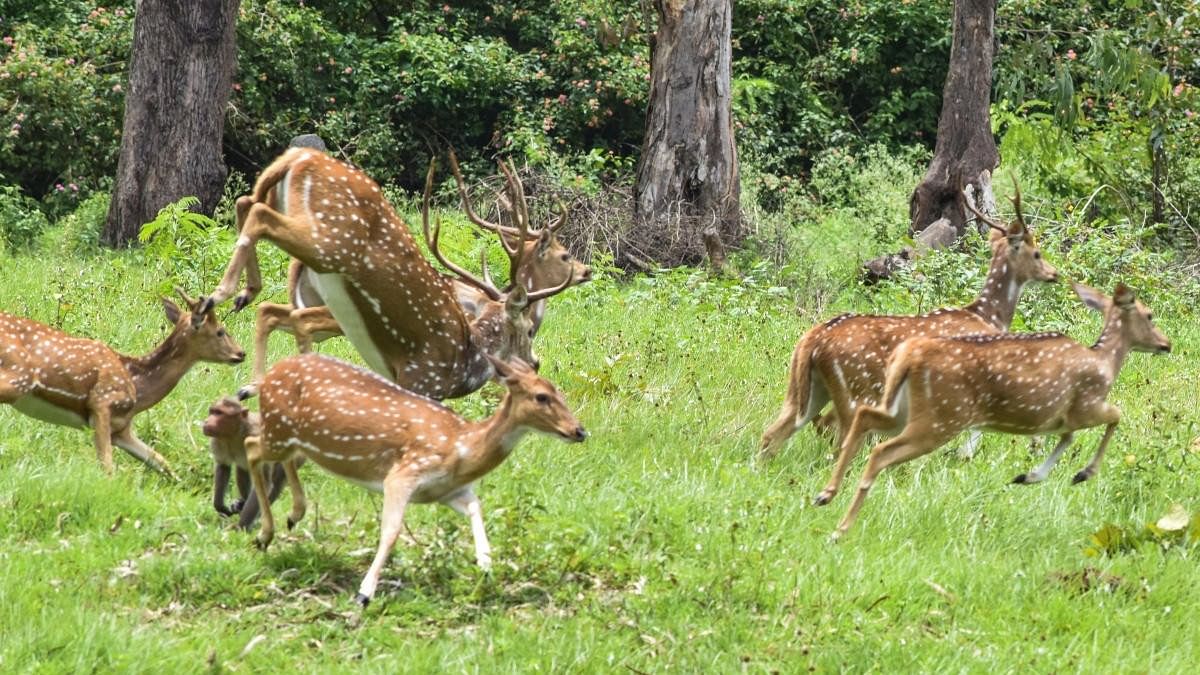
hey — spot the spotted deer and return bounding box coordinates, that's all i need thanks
[197,149,571,401]
[244,352,587,606]
[825,282,1170,539]
[0,290,245,475]
[244,153,591,397]
[759,183,1058,462]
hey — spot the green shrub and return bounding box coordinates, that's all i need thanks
[0,183,49,249]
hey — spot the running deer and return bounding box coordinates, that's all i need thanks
[196,149,572,401]
[244,152,591,397]
[244,352,587,606]
[760,182,1058,461]
[825,282,1170,539]
[0,290,245,475]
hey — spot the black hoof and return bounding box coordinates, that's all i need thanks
[814,493,833,506]
[286,517,298,530]
[353,593,370,608]
[254,538,269,551]
[233,294,251,312]
[1012,473,1029,484]
[236,387,256,401]
[1072,471,1089,484]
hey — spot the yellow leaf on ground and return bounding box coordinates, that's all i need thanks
[1157,503,1190,532]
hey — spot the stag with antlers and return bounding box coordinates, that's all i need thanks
[826,282,1170,538]
[0,290,245,475]
[245,352,587,606]
[197,149,573,401]
[760,181,1059,473]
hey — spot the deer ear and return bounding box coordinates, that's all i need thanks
[536,229,553,255]
[1072,282,1110,313]
[162,297,183,325]
[1112,282,1136,308]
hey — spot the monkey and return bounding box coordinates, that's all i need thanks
[202,397,297,530]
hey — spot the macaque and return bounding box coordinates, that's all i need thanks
[202,397,295,529]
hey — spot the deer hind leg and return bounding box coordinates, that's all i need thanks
[1012,433,1074,484]
[88,406,115,475]
[281,459,307,530]
[238,301,295,400]
[245,435,277,548]
[355,474,416,607]
[202,203,314,318]
[816,403,900,506]
[291,306,342,354]
[1073,407,1121,483]
[832,427,954,540]
[111,425,176,478]
[445,488,492,570]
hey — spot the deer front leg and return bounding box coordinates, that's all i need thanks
[281,459,307,530]
[445,489,492,570]
[291,306,342,354]
[816,404,896,506]
[1012,433,1074,484]
[238,302,295,400]
[112,426,176,478]
[245,435,276,549]
[1073,407,1121,483]
[232,196,262,312]
[89,407,115,474]
[355,474,416,607]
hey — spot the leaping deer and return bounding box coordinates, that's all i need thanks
[760,182,1058,464]
[244,352,587,607]
[0,289,245,475]
[196,149,572,401]
[827,281,1170,539]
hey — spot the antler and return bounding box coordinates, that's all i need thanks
[547,199,570,233]
[526,269,575,302]
[962,185,1007,235]
[422,158,503,302]
[1009,175,1027,229]
[447,150,531,275]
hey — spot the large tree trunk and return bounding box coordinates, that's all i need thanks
[909,0,999,239]
[103,0,239,247]
[629,0,740,270]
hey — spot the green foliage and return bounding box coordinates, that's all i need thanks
[136,196,236,290]
[1083,504,1200,557]
[0,182,49,250]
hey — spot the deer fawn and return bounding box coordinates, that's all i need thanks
[760,183,1058,462]
[825,282,1170,539]
[197,149,571,401]
[244,152,591,398]
[0,289,245,475]
[244,352,587,606]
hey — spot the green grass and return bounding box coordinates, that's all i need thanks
[1,211,1198,673]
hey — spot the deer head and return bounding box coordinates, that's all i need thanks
[163,288,246,365]
[1072,282,1170,354]
[487,354,587,441]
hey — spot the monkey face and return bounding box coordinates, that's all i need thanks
[203,397,249,438]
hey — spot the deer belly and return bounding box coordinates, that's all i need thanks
[311,272,390,378]
[11,394,89,429]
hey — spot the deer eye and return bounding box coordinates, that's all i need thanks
[1033,251,1041,259]
[216,329,227,337]
[561,253,570,261]
[1147,314,1153,322]
[535,393,550,405]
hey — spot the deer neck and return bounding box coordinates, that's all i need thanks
[456,394,527,481]
[120,328,196,413]
[966,255,1023,330]
[1089,313,1133,379]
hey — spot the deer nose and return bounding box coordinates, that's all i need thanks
[572,426,588,442]
[580,267,593,281]
[1160,344,1172,354]
[231,351,246,363]
[530,358,541,372]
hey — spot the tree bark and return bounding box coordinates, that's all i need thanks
[103,0,239,247]
[909,0,999,238]
[630,0,740,268]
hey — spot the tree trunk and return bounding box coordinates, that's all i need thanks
[630,0,740,269]
[103,0,239,247]
[909,0,999,238]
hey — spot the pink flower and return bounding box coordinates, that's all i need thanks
[112,83,122,92]
[575,17,588,28]
[1186,110,1195,119]
[2,36,13,46]
[1066,49,1077,60]
[343,66,353,74]
[55,183,65,192]
[232,83,241,91]
[442,4,451,12]
[65,57,75,65]
[69,183,78,191]
[1173,83,1185,96]
[557,94,567,104]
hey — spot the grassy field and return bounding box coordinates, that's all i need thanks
[1,205,1198,673]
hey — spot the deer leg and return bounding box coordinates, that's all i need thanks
[833,428,952,540]
[816,405,897,506]
[1073,411,1121,483]
[282,458,307,530]
[202,203,311,317]
[355,475,416,607]
[233,195,262,312]
[1012,433,1074,484]
[88,407,115,475]
[291,306,342,354]
[213,463,235,516]
[245,435,276,549]
[445,489,492,570]
[238,302,294,400]
[111,426,176,478]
